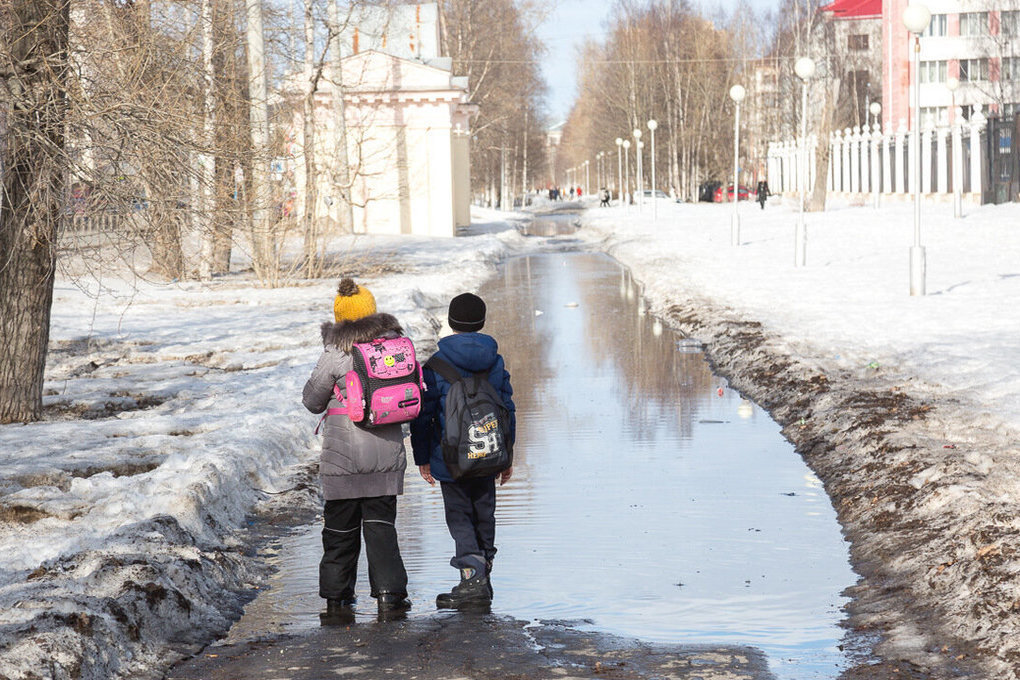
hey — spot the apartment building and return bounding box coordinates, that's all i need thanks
[883,0,1020,129]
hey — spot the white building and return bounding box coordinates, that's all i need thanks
[283,3,477,237]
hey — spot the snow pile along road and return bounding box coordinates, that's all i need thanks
[578,197,1020,679]
[0,224,523,679]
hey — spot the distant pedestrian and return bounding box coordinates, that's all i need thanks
[410,293,516,609]
[302,278,412,622]
[600,188,611,207]
[756,180,771,210]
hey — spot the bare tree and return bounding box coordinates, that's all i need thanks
[0,0,71,423]
[440,0,548,204]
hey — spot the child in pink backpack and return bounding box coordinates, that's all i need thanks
[302,278,410,619]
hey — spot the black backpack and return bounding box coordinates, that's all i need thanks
[427,356,513,481]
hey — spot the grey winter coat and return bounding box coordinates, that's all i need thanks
[302,314,407,500]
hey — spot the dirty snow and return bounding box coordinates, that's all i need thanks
[1,194,1018,679]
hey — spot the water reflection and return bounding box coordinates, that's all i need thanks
[228,251,855,680]
[478,253,855,679]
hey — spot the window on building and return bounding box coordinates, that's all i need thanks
[1002,11,1020,36]
[924,14,948,37]
[921,106,948,126]
[959,12,989,36]
[960,58,989,82]
[1003,57,1019,81]
[920,60,947,83]
[1003,102,1020,117]
[848,34,869,50]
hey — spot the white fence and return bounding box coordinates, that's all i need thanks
[767,111,989,203]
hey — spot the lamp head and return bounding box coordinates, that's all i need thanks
[946,76,959,92]
[869,101,881,116]
[902,4,931,34]
[633,128,642,139]
[794,56,816,81]
[622,140,631,149]
[647,119,658,130]
[729,84,746,102]
[615,137,623,146]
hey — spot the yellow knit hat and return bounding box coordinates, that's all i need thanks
[333,278,376,322]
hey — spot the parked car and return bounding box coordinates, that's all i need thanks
[698,181,722,202]
[642,189,670,199]
[713,184,751,202]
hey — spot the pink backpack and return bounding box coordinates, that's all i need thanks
[321,336,424,429]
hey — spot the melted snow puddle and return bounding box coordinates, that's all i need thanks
[228,248,857,680]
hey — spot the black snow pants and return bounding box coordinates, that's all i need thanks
[440,477,497,573]
[320,495,407,600]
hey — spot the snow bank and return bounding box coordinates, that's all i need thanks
[0,214,524,679]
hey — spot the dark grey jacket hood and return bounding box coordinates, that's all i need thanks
[320,313,403,352]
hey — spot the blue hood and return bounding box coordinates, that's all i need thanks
[436,332,500,373]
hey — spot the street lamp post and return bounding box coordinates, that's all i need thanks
[647,119,658,221]
[869,101,882,209]
[615,138,623,205]
[728,86,745,246]
[794,56,815,266]
[622,139,631,206]
[903,3,931,295]
[585,160,590,197]
[946,76,962,218]
[633,128,643,209]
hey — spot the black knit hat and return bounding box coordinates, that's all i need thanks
[448,293,486,332]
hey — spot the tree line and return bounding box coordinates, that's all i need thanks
[0,0,547,424]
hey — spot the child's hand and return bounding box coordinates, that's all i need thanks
[419,464,435,486]
[499,466,513,486]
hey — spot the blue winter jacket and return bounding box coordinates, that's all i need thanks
[410,332,516,483]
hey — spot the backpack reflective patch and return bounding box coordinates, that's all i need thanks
[427,356,512,481]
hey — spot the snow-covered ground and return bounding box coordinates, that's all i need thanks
[577,194,1019,437]
[1,195,1017,678]
[0,215,528,679]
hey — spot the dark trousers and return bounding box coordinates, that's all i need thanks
[320,495,407,600]
[440,477,497,573]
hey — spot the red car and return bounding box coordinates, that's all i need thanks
[713,184,751,202]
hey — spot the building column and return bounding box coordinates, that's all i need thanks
[921,127,933,194]
[871,124,882,196]
[848,126,856,193]
[882,129,893,194]
[895,120,907,194]
[969,110,986,200]
[936,124,948,194]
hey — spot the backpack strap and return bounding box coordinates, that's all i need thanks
[425,356,464,384]
[314,383,350,434]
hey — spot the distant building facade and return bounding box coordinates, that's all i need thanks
[882,1,1018,128]
[282,3,477,237]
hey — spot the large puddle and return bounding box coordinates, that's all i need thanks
[228,239,857,680]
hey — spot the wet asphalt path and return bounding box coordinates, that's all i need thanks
[167,610,773,680]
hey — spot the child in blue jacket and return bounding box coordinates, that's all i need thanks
[410,293,516,608]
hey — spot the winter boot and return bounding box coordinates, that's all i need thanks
[377,592,411,621]
[320,598,355,626]
[436,567,491,609]
[377,592,412,612]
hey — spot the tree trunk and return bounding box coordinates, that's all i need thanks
[810,80,839,212]
[0,0,70,423]
[212,0,239,275]
[245,0,274,285]
[197,0,217,279]
[328,0,354,234]
[302,0,318,277]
